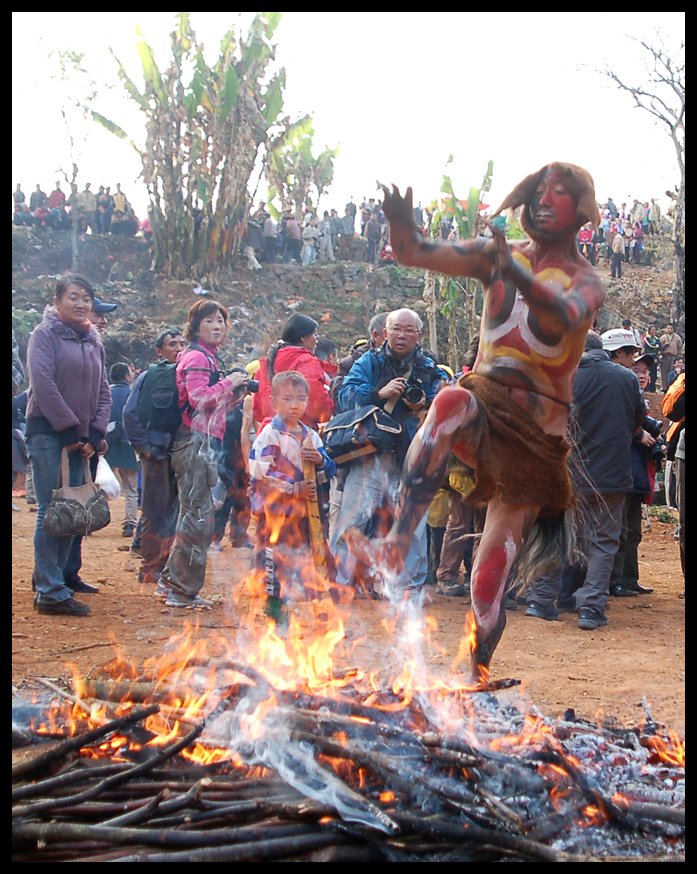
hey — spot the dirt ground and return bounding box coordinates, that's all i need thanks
[11,495,685,738]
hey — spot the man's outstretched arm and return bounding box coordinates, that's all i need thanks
[381,184,494,283]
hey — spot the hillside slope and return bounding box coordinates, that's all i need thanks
[11,226,676,371]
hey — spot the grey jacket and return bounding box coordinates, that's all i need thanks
[25,307,111,447]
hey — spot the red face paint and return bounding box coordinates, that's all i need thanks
[531,170,576,233]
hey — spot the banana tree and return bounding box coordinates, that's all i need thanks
[428,158,493,370]
[265,119,338,220]
[95,12,307,275]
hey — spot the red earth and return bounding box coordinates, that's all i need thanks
[12,494,684,738]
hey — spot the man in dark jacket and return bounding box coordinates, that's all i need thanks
[329,307,446,594]
[525,331,646,629]
[123,328,185,588]
[104,363,139,538]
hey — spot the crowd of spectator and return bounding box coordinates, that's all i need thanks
[12,172,683,638]
[242,196,404,269]
[13,286,682,634]
[575,195,666,272]
[12,181,141,236]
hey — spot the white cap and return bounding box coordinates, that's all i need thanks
[601,328,642,352]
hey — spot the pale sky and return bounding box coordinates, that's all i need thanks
[12,12,684,220]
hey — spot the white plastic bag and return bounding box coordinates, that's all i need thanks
[95,456,121,500]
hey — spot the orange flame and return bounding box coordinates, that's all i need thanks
[645,730,685,767]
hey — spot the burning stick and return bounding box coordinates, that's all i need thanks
[13,685,241,819]
[302,431,329,577]
[11,703,160,781]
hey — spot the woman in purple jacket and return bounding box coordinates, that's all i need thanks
[25,274,111,616]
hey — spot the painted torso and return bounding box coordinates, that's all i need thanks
[475,243,597,436]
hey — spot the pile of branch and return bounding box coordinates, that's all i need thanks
[12,670,685,862]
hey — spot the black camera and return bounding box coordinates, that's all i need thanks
[246,379,259,394]
[643,416,663,438]
[403,385,426,405]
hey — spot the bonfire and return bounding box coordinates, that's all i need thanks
[13,551,685,862]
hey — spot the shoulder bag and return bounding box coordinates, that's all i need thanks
[44,448,111,537]
[322,404,402,467]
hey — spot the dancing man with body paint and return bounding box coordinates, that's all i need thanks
[370,163,606,682]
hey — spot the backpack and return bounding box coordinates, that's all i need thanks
[136,361,182,434]
[137,344,221,433]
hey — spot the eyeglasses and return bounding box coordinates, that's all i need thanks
[387,325,420,336]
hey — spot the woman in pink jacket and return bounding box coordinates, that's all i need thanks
[158,300,248,608]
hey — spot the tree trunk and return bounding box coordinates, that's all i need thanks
[70,221,80,273]
[423,270,438,358]
[670,180,685,334]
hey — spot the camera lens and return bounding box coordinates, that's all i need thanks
[246,379,260,394]
[404,386,425,404]
[643,416,663,438]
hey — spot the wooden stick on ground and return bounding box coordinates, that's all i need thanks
[11,704,161,782]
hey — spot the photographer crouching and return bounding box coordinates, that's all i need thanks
[329,308,448,595]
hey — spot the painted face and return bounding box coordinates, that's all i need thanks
[273,384,309,424]
[530,170,577,234]
[197,310,227,347]
[160,334,185,363]
[55,283,94,329]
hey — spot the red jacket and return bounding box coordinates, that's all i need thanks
[253,344,334,430]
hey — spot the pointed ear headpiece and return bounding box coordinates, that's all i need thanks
[493,162,599,236]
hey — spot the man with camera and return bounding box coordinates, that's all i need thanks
[330,308,446,593]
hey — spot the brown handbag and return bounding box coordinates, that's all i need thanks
[43,448,111,537]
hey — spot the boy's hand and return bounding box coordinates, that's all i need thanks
[296,480,317,500]
[301,447,324,465]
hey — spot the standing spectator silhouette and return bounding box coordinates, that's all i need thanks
[330,308,446,595]
[610,223,626,278]
[104,363,140,538]
[318,211,335,263]
[608,351,660,598]
[283,214,302,264]
[60,295,118,595]
[648,198,662,235]
[337,207,356,260]
[261,212,278,263]
[25,275,111,616]
[123,328,186,587]
[524,330,645,626]
[642,325,663,392]
[13,184,26,215]
[659,324,683,391]
[29,184,47,212]
[210,389,253,551]
[157,300,249,609]
[365,212,382,263]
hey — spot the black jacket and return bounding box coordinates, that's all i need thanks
[570,349,645,494]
